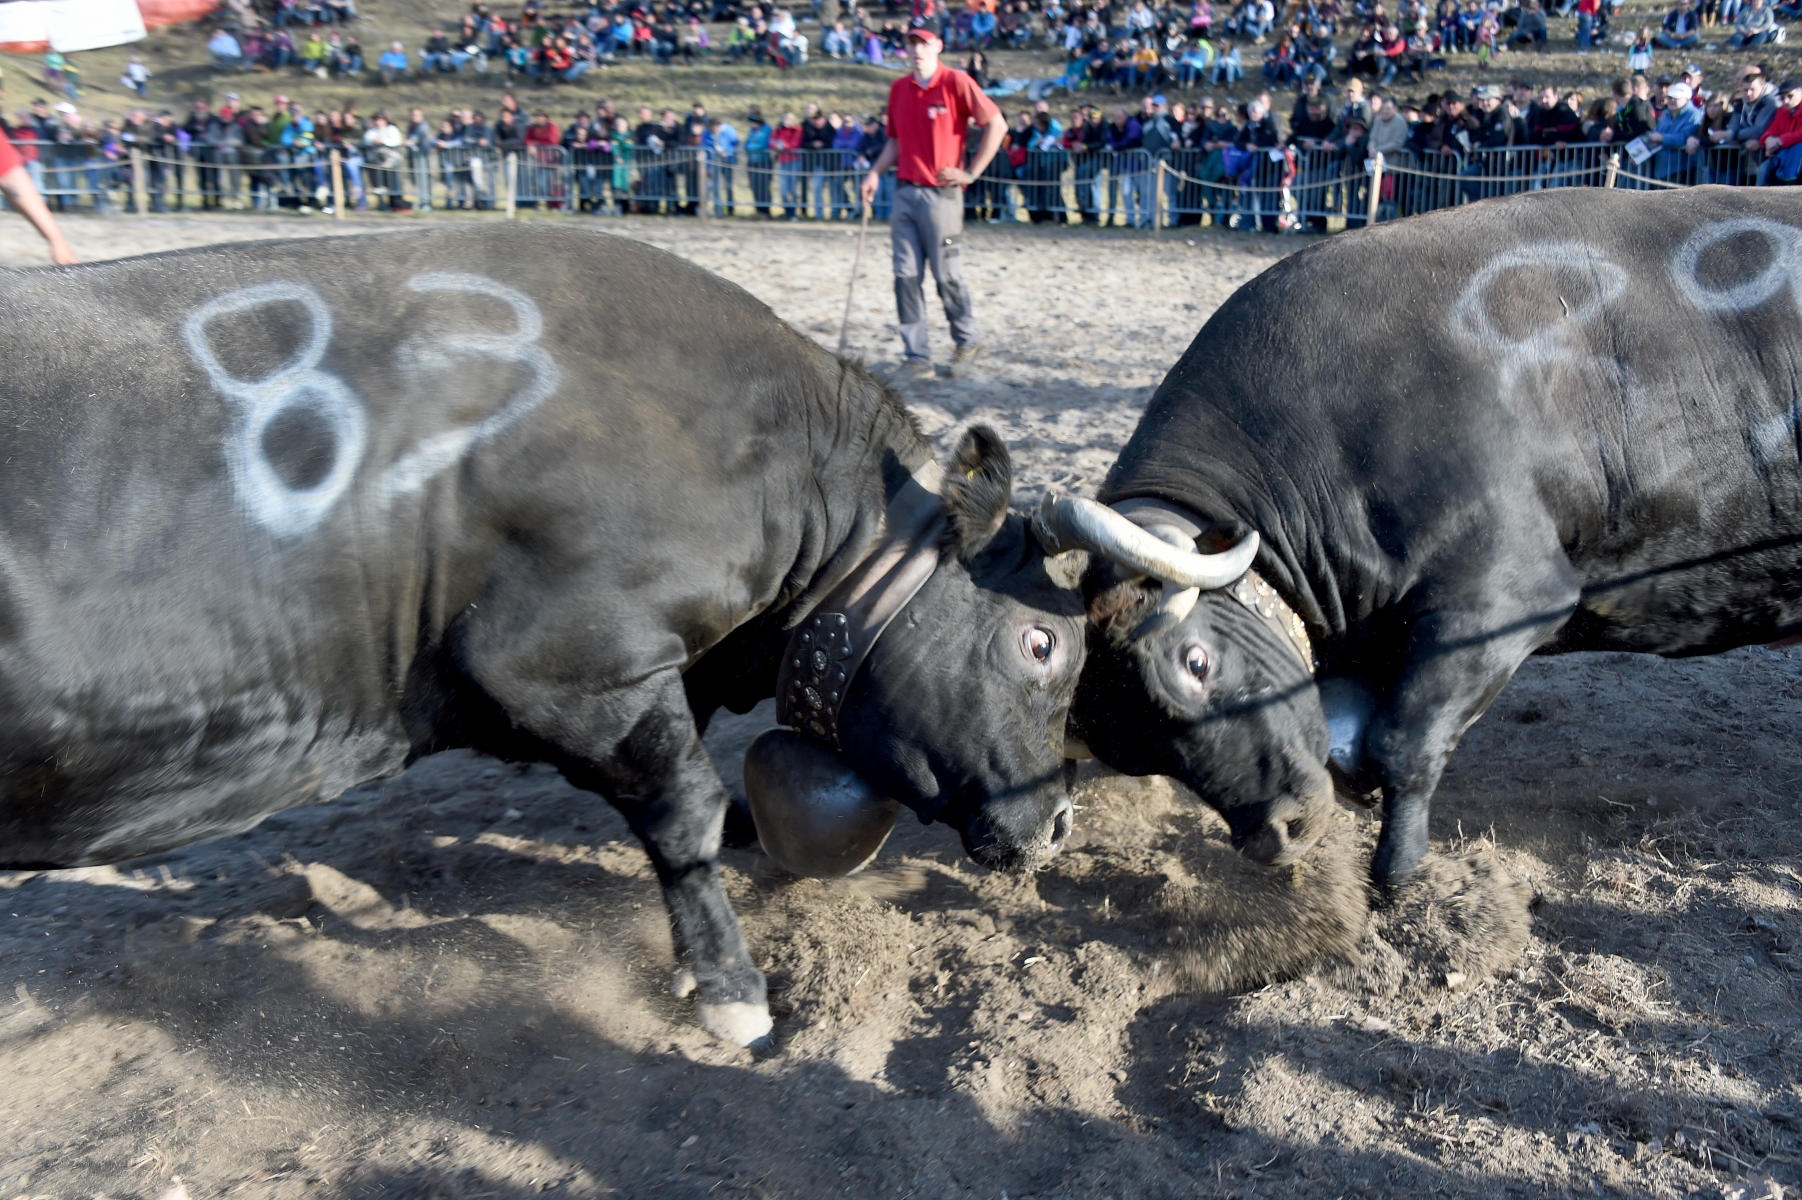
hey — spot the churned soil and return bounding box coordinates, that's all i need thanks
[3,213,1801,1200]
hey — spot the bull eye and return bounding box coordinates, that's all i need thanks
[1183,645,1210,683]
[1023,627,1056,665]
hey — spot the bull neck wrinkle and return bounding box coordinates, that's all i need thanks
[784,363,933,628]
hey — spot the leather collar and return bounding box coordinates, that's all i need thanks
[1112,498,1315,675]
[777,460,946,748]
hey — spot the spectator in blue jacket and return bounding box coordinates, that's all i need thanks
[377,41,409,84]
[1647,80,1701,177]
[703,115,739,214]
[1654,0,1701,48]
[971,7,998,46]
[1209,40,1243,84]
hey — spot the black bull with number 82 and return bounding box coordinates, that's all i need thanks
[0,224,1099,1049]
[1056,187,1802,890]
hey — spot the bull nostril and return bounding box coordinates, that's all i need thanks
[1050,806,1072,850]
[1286,819,1307,844]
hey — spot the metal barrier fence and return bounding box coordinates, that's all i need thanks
[5,139,1780,227]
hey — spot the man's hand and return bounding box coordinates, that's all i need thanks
[1766,134,1783,154]
[1685,135,1700,153]
[935,164,975,186]
[860,169,880,204]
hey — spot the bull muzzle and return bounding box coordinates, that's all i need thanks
[958,790,1074,873]
[1231,793,1328,867]
[742,729,902,878]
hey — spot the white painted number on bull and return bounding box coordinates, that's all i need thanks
[1671,219,1802,463]
[376,272,563,504]
[1450,242,1630,363]
[1671,217,1802,315]
[184,275,562,538]
[182,282,368,540]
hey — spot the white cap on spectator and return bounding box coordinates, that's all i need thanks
[1668,82,1693,106]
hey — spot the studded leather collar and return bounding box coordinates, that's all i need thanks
[1225,569,1314,675]
[1112,498,1315,675]
[776,460,946,748]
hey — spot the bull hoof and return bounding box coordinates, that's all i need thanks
[697,1000,775,1049]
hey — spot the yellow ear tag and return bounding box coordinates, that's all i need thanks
[966,468,979,478]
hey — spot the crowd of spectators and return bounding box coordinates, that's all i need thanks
[12,51,1798,227]
[12,0,1802,226]
[194,0,1802,93]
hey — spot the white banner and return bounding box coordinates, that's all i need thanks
[0,1,49,42]
[0,0,148,49]
[47,0,146,51]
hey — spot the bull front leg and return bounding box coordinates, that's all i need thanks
[459,647,772,1049]
[564,671,772,1048]
[1363,562,1578,889]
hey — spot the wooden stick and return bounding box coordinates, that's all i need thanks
[836,199,870,356]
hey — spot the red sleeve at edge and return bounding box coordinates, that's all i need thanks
[0,129,22,177]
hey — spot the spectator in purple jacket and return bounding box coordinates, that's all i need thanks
[831,111,862,218]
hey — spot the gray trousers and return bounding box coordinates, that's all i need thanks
[891,182,979,362]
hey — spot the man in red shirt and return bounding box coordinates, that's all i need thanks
[0,126,74,264]
[860,18,1006,379]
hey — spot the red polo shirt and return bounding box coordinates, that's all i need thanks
[884,63,1000,186]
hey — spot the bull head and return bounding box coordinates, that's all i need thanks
[1036,494,1335,867]
[744,428,1085,878]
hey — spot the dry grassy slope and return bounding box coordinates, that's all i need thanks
[9,0,1802,131]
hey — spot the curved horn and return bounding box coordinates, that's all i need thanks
[1033,493,1260,590]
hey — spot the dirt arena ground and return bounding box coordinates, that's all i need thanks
[3,213,1801,1200]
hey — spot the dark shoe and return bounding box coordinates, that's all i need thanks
[941,343,984,379]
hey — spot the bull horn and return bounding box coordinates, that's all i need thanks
[1032,493,1259,590]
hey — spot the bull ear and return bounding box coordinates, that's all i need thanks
[940,425,1013,561]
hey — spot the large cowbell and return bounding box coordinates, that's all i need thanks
[741,461,945,879]
[743,729,902,877]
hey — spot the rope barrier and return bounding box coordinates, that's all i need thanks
[1607,165,1687,189]
[1164,164,1367,197]
[1379,160,1622,186]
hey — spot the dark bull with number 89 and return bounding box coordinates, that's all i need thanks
[0,225,1090,1049]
